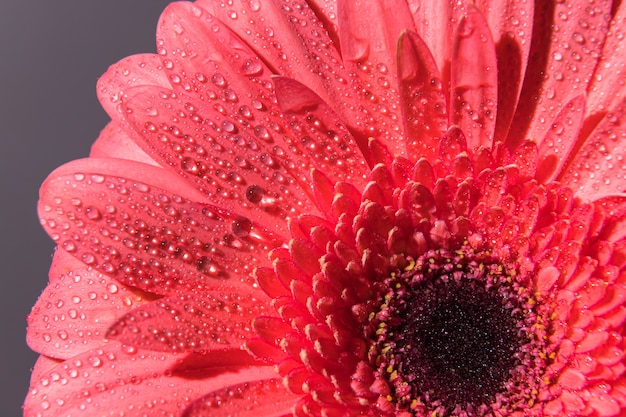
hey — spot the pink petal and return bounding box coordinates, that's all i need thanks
[474,0,535,143]
[311,168,335,217]
[120,84,319,235]
[107,291,265,352]
[27,250,153,359]
[536,95,586,183]
[559,98,626,201]
[96,53,171,123]
[182,379,299,417]
[584,387,622,417]
[337,0,414,65]
[336,0,416,156]
[595,196,626,242]
[586,1,626,117]
[89,121,160,166]
[557,368,587,390]
[157,3,364,185]
[508,0,612,149]
[535,266,560,294]
[273,76,369,187]
[24,342,276,417]
[409,0,466,77]
[397,31,447,162]
[198,0,403,157]
[195,1,351,125]
[450,5,498,150]
[38,158,281,295]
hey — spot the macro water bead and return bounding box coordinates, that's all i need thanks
[25,1,626,416]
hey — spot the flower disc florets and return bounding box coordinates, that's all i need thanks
[369,248,551,416]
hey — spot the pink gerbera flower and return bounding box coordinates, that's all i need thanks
[25,0,626,416]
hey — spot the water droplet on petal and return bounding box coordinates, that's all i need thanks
[242,59,263,76]
[232,216,253,238]
[246,185,264,203]
[85,206,102,220]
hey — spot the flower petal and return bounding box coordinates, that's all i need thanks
[97,53,171,123]
[410,0,465,75]
[586,1,626,117]
[107,291,266,353]
[24,342,276,417]
[474,0,535,143]
[450,5,498,150]
[536,95,586,183]
[508,0,612,149]
[336,0,416,156]
[120,84,319,235]
[27,250,153,360]
[38,158,281,295]
[182,379,299,417]
[397,31,447,162]
[560,98,626,200]
[89,121,160,166]
[273,75,369,186]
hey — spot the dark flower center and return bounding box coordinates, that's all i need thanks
[397,279,521,412]
[370,248,543,416]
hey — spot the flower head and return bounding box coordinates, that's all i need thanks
[25,0,626,416]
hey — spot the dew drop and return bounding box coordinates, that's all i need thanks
[232,216,253,238]
[85,206,102,221]
[254,125,272,141]
[242,59,263,76]
[249,0,261,11]
[246,185,264,203]
[82,253,96,265]
[89,356,103,368]
[572,32,585,44]
[212,73,226,87]
[63,240,77,252]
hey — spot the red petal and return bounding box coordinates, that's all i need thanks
[586,1,626,117]
[107,291,265,352]
[24,342,277,417]
[474,0,535,143]
[337,0,414,66]
[398,31,447,161]
[27,250,153,360]
[336,0,416,156]
[311,169,335,217]
[535,266,560,294]
[537,95,585,183]
[182,379,299,417]
[450,5,498,150]
[508,0,612,149]
[120,84,318,235]
[410,0,466,76]
[89,121,160,166]
[38,158,281,295]
[560,98,626,201]
[158,3,353,191]
[273,76,369,187]
[557,368,587,390]
[97,53,171,122]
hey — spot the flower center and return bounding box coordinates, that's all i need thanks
[398,279,521,411]
[370,248,544,416]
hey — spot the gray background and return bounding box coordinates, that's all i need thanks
[0,1,174,415]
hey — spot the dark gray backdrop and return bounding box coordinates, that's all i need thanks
[0,2,174,416]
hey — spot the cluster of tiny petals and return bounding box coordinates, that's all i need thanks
[249,131,626,417]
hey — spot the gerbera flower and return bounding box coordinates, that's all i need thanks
[25,0,626,416]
